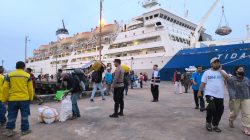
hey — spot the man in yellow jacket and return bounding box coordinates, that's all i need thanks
[2,61,34,137]
[0,66,6,127]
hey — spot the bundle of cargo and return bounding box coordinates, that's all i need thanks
[215,26,232,36]
[38,106,59,124]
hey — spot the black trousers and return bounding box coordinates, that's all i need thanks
[193,90,205,109]
[205,95,224,126]
[140,81,143,88]
[151,84,159,101]
[113,87,124,114]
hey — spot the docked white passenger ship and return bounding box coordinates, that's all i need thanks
[26,0,219,76]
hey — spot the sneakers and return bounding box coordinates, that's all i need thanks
[206,123,212,132]
[200,108,205,112]
[102,98,106,101]
[195,106,199,109]
[90,99,94,102]
[22,130,32,135]
[229,120,234,128]
[109,114,119,118]
[3,129,16,137]
[213,126,222,132]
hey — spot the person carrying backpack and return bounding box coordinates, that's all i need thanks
[90,67,105,102]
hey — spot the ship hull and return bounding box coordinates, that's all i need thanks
[160,43,250,81]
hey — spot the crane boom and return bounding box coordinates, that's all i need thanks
[191,0,221,47]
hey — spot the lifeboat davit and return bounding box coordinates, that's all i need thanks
[75,32,93,41]
[94,24,117,36]
[60,37,74,46]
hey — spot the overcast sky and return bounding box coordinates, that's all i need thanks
[0,0,249,70]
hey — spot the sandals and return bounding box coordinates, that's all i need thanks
[242,127,250,136]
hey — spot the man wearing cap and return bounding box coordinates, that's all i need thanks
[2,61,34,136]
[110,59,124,118]
[198,57,229,132]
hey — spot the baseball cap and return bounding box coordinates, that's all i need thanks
[210,57,220,64]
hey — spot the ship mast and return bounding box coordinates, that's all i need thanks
[99,0,103,61]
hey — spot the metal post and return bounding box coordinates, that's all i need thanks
[99,0,103,61]
[131,57,134,70]
[25,36,29,63]
[1,59,3,67]
[247,25,250,38]
[55,46,58,73]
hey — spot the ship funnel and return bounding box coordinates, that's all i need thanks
[56,19,69,40]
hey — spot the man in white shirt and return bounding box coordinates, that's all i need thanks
[150,65,160,102]
[198,57,229,132]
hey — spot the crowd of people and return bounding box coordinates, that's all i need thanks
[0,57,249,137]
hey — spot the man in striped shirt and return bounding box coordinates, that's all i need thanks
[151,64,160,102]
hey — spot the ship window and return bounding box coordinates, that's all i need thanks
[176,21,179,24]
[150,16,153,19]
[176,37,180,42]
[160,14,163,18]
[125,35,127,38]
[179,22,182,26]
[167,17,171,21]
[170,18,173,22]
[173,19,176,23]
[142,31,145,34]
[133,33,136,36]
[154,14,159,18]
[164,15,167,19]
[179,38,183,43]
[182,23,185,26]
[146,17,149,20]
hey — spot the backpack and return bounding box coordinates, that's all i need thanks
[91,71,98,83]
[74,75,86,91]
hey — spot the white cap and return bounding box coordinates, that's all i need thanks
[210,57,220,64]
[107,67,111,70]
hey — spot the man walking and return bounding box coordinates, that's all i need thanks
[110,59,124,118]
[175,69,182,94]
[90,67,105,102]
[191,66,205,111]
[198,58,229,132]
[0,66,6,127]
[104,67,113,96]
[150,65,160,102]
[227,65,250,136]
[2,61,34,136]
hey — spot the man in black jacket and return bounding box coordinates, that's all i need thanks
[90,67,106,102]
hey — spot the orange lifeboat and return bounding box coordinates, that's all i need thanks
[39,45,49,51]
[94,24,117,36]
[60,37,74,46]
[33,50,40,55]
[75,32,93,41]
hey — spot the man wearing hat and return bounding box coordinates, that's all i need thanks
[198,57,229,132]
[110,59,124,118]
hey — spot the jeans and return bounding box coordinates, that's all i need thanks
[124,83,129,95]
[113,87,124,114]
[0,101,6,124]
[105,83,112,95]
[6,101,30,132]
[151,84,159,101]
[91,83,105,100]
[71,92,80,117]
[193,90,205,109]
[140,81,143,88]
[206,96,224,126]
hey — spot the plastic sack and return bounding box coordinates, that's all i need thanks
[121,64,130,73]
[59,95,72,122]
[38,106,59,124]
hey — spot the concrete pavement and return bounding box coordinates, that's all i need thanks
[0,82,248,140]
